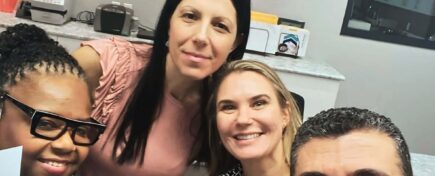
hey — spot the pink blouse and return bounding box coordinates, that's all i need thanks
[78,37,200,176]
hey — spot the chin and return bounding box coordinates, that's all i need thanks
[230,149,265,161]
[182,70,210,80]
[187,74,208,81]
[179,65,216,79]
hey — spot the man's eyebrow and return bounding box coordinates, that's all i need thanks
[353,169,390,176]
[300,172,327,176]
[298,169,390,176]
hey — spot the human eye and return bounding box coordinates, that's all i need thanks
[218,103,236,114]
[214,22,229,32]
[36,118,61,131]
[181,12,198,22]
[75,126,90,137]
[252,99,268,109]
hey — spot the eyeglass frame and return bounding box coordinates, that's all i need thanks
[0,92,106,146]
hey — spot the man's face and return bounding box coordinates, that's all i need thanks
[294,130,403,176]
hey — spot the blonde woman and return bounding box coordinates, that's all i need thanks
[208,60,302,176]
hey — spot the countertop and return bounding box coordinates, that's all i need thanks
[243,53,346,81]
[0,12,152,43]
[0,12,345,81]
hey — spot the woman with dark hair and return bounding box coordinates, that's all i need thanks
[72,0,251,175]
[0,23,105,176]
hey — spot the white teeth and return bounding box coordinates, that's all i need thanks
[235,133,260,140]
[44,161,66,167]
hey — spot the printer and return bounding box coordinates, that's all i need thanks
[30,0,73,25]
[94,3,134,36]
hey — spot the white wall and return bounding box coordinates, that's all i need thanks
[72,0,435,155]
[252,0,435,155]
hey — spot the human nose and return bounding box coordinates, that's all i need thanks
[235,105,253,125]
[192,22,209,48]
[50,131,76,154]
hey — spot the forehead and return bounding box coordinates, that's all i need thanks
[217,71,276,99]
[5,72,91,120]
[295,130,402,176]
[176,0,237,19]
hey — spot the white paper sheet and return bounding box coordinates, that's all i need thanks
[0,146,22,176]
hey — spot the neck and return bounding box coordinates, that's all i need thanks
[165,55,202,104]
[242,159,289,176]
[241,141,289,176]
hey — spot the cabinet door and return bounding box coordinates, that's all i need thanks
[57,37,82,53]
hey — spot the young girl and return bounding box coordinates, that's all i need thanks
[0,24,105,176]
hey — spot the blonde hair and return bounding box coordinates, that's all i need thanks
[208,60,302,175]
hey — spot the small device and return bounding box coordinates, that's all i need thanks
[94,3,134,36]
[30,0,73,25]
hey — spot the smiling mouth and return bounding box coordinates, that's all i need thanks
[38,158,73,168]
[182,51,210,61]
[234,133,263,140]
[41,160,67,167]
[38,158,72,175]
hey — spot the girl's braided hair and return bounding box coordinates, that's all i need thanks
[0,23,84,88]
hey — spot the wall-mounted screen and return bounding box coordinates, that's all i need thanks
[341,0,435,49]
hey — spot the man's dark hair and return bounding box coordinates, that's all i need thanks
[290,107,412,176]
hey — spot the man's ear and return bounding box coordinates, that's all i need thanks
[231,33,245,51]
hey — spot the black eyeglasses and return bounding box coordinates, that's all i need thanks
[0,93,106,146]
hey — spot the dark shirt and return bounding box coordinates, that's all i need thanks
[219,165,243,176]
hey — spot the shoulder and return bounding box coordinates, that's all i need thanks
[71,45,102,96]
[78,37,152,56]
